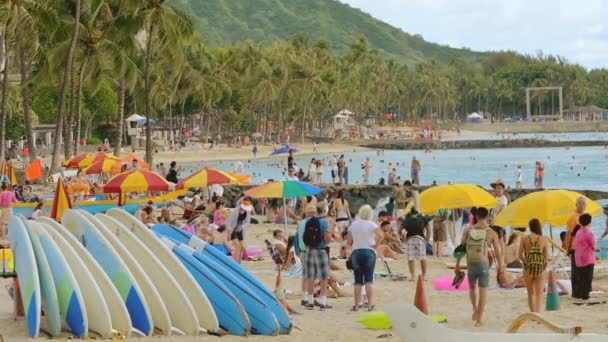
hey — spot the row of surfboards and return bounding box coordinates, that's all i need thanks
[8,208,292,339]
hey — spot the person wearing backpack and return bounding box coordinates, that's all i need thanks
[455,207,502,327]
[519,218,549,312]
[303,205,332,310]
[295,206,317,305]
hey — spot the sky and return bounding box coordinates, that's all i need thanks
[339,0,608,69]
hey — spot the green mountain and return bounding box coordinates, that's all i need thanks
[170,0,488,65]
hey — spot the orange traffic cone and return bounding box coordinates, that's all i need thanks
[546,270,560,311]
[414,274,428,315]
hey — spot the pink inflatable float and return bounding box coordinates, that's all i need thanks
[433,274,470,291]
[242,246,264,260]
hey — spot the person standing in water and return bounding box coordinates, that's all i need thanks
[455,207,502,327]
[515,164,523,189]
[337,155,346,185]
[519,218,549,312]
[411,157,421,185]
[363,157,372,184]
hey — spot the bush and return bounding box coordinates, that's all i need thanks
[93,124,119,145]
[87,137,102,145]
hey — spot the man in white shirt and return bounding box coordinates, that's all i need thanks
[329,154,338,184]
[490,179,508,221]
[515,164,523,189]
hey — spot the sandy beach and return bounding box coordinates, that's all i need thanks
[2,219,608,341]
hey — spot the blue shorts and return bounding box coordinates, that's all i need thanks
[351,249,376,285]
[467,262,490,288]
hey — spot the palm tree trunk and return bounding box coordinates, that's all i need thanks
[144,20,156,165]
[301,101,308,144]
[0,33,9,162]
[65,56,78,159]
[17,31,36,162]
[73,55,89,155]
[114,78,126,155]
[49,0,81,174]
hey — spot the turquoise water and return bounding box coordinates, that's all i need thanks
[443,131,608,142]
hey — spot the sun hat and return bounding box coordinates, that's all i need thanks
[490,179,505,189]
[240,200,254,212]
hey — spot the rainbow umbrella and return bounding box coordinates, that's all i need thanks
[104,170,172,205]
[50,177,72,222]
[245,180,324,231]
[176,167,238,190]
[81,158,123,175]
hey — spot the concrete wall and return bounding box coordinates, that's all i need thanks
[464,121,608,133]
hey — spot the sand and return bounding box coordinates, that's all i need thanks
[2,220,608,341]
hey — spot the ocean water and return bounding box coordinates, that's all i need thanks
[442,131,608,142]
[177,135,608,236]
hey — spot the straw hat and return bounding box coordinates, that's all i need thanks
[490,179,505,189]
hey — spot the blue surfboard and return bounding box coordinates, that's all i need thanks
[156,234,279,335]
[153,225,292,334]
[159,238,250,335]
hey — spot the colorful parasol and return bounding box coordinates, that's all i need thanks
[122,153,150,170]
[419,183,497,215]
[50,177,72,222]
[81,158,123,175]
[104,169,173,194]
[63,152,121,169]
[176,167,238,190]
[244,180,323,199]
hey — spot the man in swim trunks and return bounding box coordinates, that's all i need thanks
[455,207,501,327]
[410,157,421,185]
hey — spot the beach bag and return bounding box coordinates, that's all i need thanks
[303,216,322,247]
[525,236,546,275]
[466,229,488,263]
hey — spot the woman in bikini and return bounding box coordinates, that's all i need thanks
[519,218,549,312]
[331,189,352,234]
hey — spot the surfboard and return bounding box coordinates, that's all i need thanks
[60,210,153,336]
[8,216,41,338]
[20,216,61,337]
[152,224,292,334]
[158,237,250,336]
[29,221,87,337]
[38,220,113,339]
[106,208,218,333]
[38,218,131,337]
[94,213,200,336]
[157,234,278,335]
[596,240,608,260]
[75,211,170,335]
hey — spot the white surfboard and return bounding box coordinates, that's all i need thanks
[95,212,199,336]
[60,210,153,336]
[38,217,133,337]
[20,216,61,337]
[29,221,88,338]
[38,220,113,339]
[106,208,218,333]
[75,210,171,336]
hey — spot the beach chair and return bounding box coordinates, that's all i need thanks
[382,258,408,281]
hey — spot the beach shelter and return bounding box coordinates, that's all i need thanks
[419,184,497,215]
[103,169,173,205]
[176,167,237,190]
[50,177,72,222]
[245,180,324,231]
[494,190,601,229]
[270,146,299,156]
[81,158,123,175]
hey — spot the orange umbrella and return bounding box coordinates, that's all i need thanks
[122,153,150,170]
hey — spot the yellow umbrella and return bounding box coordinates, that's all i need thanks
[419,184,497,215]
[494,190,601,228]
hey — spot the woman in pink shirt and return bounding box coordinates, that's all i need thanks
[0,183,18,240]
[574,213,596,300]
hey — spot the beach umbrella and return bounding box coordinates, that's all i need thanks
[419,184,497,215]
[122,153,150,170]
[494,190,601,229]
[50,177,72,222]
[63,152,120,169]
[81,158,123,175]
[270,146,299,156]
[176,167,238,190]
[104,170,173,205]
[245,180,324,232]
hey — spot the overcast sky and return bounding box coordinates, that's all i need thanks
[339,0,608,69]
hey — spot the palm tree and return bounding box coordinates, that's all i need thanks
[136,0,193,165]
[50,0,81,174]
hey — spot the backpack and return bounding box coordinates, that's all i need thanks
[466,228,488,263]
[525,236,546,275]
[303,216,323,248]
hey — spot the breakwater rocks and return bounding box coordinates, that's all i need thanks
[222,184,608,214]
[359,139,607,150]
